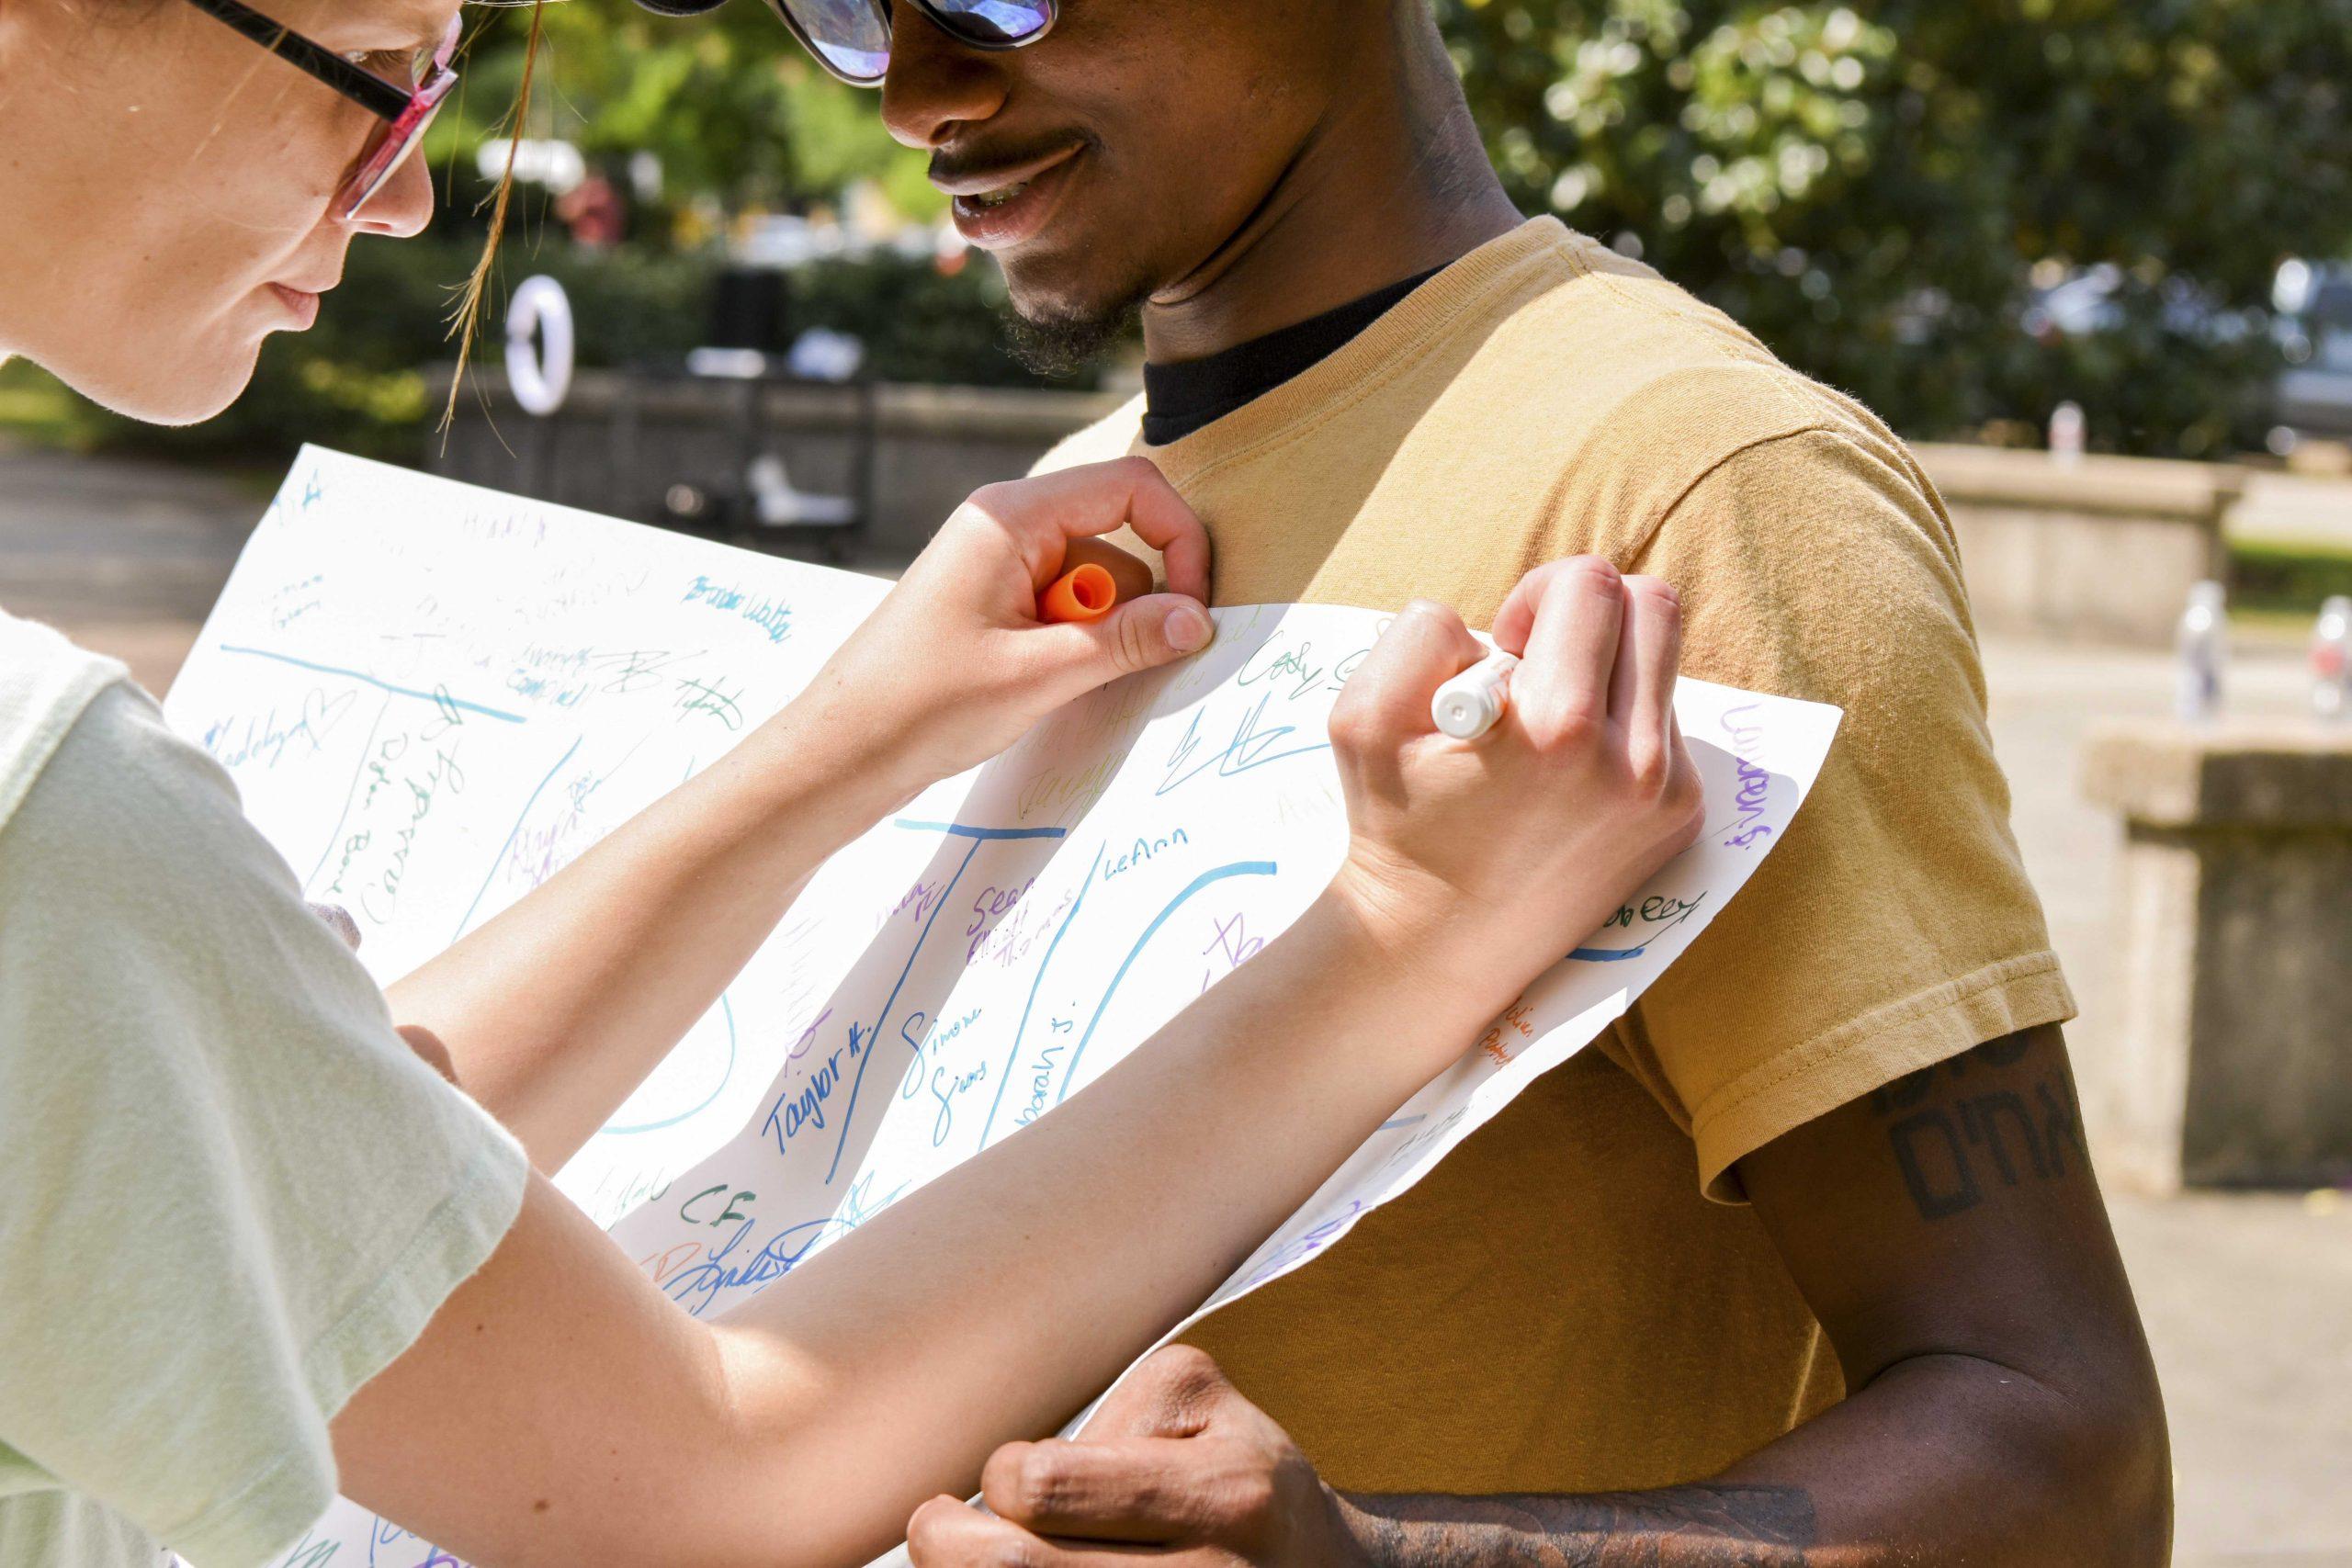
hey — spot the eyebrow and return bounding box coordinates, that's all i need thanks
[393,1,458,51]
[182,0,413,114]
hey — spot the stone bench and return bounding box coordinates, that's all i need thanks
[2082,721,2352,1190]
[1914,444,2241,649]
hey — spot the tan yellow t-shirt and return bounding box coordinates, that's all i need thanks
[1037,218,2075,1495]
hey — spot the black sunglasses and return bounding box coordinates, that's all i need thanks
[640,0,1057,87]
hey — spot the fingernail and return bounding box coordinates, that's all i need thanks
[1166,605,1211,652]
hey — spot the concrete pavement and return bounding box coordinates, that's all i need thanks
[0,437,263,690]
[1977,636,2350,1567]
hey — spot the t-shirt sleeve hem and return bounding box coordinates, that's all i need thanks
[1691,952,2078,1203]
[159,1133,529,1568]
[301,1128,530,1416]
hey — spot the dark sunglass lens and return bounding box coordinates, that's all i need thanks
[927,0,1052,45]
[784,0,890,80]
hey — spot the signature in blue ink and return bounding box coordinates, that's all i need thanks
[1156,693,1329,796]
[662,1213,854,1316]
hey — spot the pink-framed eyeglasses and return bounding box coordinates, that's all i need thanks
[182,0,462,221]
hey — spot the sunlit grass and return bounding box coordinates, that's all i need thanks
[2231,539,2352,620]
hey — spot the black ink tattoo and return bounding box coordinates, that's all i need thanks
[1350,1484,1816,1567]
[1869,1030,2086,1222]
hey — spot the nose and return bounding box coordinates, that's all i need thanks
[878,6,1010,150]
[348,149,435,241]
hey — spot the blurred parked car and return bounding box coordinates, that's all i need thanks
[2021,259,2352,445]
[2275,262,2352,442]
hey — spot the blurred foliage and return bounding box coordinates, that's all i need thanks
[8,4,1062,464]
[11,0,2351,467]
[786,254,1052,386]
[1438,0,2352,457]
[4,239,708,463]
[428,1,938,240]
[3,236,1047,464]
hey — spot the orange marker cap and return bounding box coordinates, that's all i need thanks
[1039,562,1119,625]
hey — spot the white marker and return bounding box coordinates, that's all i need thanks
[1431,649,1520,740]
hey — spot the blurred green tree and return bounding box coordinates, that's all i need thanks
[1436,0,2352,455]
[14,1,2346,464]
[429,1,938,240]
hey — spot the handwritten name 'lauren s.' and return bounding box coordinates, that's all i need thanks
[1718,702,1775,850]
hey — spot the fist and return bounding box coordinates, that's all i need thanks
[908,1347,1360,1568]
[1324,558,1704,1021]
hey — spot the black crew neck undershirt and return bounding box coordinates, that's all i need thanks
[1139,266,1443,446]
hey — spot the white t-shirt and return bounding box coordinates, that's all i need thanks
[0,612,529,1568]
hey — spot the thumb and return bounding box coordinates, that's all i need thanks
[1042,592,1214,684]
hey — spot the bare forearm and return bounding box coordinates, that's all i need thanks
[1342,1352,2168,1568]
[716,885,1503,1567]
[342,888,1506,1568]
[385,703,913,1170]
[1344,1485,1816,1568]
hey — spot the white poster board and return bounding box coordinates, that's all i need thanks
[163,450,1839,1568]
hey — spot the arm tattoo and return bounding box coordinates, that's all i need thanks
[1347,1484,1817,1568]
[1868,1030,2087,1223]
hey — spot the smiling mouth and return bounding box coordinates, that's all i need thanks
[942,146,1086,251]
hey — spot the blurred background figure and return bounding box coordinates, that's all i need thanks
[555,170,628,250]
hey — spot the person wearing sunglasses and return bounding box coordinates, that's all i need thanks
[669,0,2167,1566]
[0,3,1711,1565]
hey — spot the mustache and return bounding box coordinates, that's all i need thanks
[928,132,1091,186]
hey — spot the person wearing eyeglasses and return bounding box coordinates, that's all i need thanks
[0,4,1711,1566]
[651,2,2170,1568]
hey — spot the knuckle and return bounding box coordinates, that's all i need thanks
[1556,708,1607,750]
[1006,1451,1071,1518]
[1324,711,1364,758]
[1668,766,1707,834]
[1530,696,1605,751]
[1225,1464,1279,1524]
[1170,1352,1232,1414]
[1624,571,1679,604]
[1325,694,1378,753]
[1559,554,1623,593]
[1149,1342,1223,1388]
[965,480,1017,516]
[1623,739,1673,796]
[1509,559,1566,598]
[1136,1343,1227,1417]
[1627,575,1682,625]
[1618,738,1674,799]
